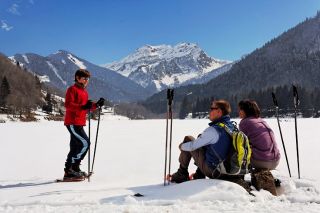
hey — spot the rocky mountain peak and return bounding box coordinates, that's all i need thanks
[105,43,231,93]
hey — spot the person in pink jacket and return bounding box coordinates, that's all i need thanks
[238,100,280,170]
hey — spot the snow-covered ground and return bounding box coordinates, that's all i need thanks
[1,117,320,212]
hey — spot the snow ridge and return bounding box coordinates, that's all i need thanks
[67,54,87,69]
[46,61,67,85]
[22,54,30,64]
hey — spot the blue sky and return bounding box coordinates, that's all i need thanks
[0,0,319,65]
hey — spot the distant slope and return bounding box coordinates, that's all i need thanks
[202,12,320,97]
[181,62,234,86]
[10,50,152,102]
[0,54,42,111]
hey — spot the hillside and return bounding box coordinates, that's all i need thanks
[0,54,43,114]
[142,12,320,115]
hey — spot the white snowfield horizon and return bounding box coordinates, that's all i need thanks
[1,117,320,212]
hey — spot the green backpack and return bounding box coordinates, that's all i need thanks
[213,122,252,175]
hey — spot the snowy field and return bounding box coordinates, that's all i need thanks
[1,116,320,212]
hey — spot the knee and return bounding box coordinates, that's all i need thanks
[85,139,91,147]
[183,135,195,143]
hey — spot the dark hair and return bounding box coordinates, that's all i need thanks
[74,69,91,82]
[238,99,261,118]
[213,99,231,116]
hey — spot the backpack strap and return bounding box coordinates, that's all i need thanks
[216,122,234,136]
[211,123,234,175]
[211,123,232,166]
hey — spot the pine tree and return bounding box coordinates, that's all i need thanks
[35,75,42,90]
[42,93,53,113]
[179,96,192,119]
[0,76,11,107]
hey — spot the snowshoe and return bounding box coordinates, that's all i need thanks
[56,176,85,182]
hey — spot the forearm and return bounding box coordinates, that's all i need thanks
[181,127,218,151]
[181,138,207,151]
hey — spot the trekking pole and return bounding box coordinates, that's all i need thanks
[164,89,174,186]
[168,89,174,185]
[272,92,291,177]
[91,106,102,176]
[88,110,91,182]
[293,85,300,179]
[164,89,170,186]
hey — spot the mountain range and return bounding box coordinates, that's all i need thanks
[10,51,152,102]
[105,43,231,93]
[9,44,231,102]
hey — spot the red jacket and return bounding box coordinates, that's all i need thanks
[64,84,96,126]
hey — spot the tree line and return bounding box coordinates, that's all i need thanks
[178,85,320,119]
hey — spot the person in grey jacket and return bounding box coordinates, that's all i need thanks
[170,100,234,183]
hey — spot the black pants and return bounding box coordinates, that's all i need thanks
[65,125,90,168]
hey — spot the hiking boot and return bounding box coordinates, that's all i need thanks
[64,167,85,180]
[72,164,88,177]
[251,168,277,196]
[171,167,189,183]
[192,168,206,180]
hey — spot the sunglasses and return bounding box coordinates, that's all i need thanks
[81,77,90,81]
[210,107,219,111]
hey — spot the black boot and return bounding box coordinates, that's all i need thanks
[72,164,88,177]
[192,167,206,180]
[171,166,189,183]
[63,166,84,180]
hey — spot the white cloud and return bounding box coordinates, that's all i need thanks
[7,3,21,15]
[1,20,13,31]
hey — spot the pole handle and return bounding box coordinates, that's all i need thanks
[293,85,299,107]
[167,89,174,106]
[271,92,278,107]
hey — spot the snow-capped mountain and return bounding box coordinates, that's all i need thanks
[181,62,234,86]
[105,43,231,93]
[10,51,151,101]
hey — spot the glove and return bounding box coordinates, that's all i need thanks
[96,98,105,107]
[82,100,93,110]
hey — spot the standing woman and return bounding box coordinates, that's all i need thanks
[238,99,280,195]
